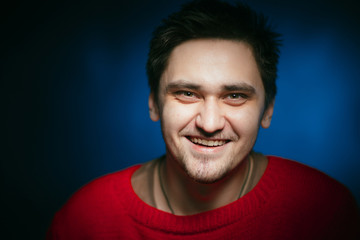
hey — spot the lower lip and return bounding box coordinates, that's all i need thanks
[186,138,228,154]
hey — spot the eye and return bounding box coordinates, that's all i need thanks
[223,93,248,105]
[181,91,194,97]
[174,91,199,103]
[228,93,243,99]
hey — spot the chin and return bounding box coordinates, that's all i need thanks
[189,175,225,184]
[183,157,230,184]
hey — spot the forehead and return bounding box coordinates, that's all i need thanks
[161,39,263,93]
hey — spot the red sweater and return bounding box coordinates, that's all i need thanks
[47,156,359,239]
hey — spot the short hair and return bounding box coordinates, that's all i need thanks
[146,0,281,109]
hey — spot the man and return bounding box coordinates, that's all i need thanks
[47,0,359,239]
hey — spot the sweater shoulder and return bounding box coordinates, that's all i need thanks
[265,156,356,211]
[48,165,141,239]
[266,156,345,189]
[263,156,359,238]
[67,164,140,205]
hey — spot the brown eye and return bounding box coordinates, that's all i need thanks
[229,93,241,99]
[182,91,194,97]
[224,93,248,106]
[174,91,199,103]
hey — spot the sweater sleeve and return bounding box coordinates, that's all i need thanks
[325,188,360,239]
[46,209,65,240]
[265,156,360,240]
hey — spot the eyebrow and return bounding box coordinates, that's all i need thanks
[222,83,256,94]
[165,80,256,94]
[165,80,201,92]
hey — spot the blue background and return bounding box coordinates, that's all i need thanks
[3,0,360,239]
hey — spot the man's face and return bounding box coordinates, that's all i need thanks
[149,39,274,183]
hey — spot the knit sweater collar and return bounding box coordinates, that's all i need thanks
[119,157,277,234]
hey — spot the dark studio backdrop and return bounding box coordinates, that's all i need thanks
[2,0,360,239]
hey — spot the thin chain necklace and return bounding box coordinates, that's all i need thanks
[238,154,253,199]
[158,154,253,215]
[158,158,175,214]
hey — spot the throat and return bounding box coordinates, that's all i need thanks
[160,154,253,215]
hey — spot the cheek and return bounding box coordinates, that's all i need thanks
[161,101,197,135]
[227,106,262,136]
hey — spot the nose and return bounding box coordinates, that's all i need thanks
[195,99,225,134]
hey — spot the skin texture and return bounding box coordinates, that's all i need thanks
[134,39,274,215]
[150,39,273,182]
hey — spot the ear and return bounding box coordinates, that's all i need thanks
[261,100,274,129]
[148,93,160,122]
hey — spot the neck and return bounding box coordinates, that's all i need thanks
[160,154,251,215]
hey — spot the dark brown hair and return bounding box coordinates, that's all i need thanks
[147,0,281,109]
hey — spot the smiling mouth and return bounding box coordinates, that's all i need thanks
[187,137,229,147]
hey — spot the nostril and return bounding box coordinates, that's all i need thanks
[195,127,223,138]
[195,116,225,133]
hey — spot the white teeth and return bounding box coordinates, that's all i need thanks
[190,138,226,147]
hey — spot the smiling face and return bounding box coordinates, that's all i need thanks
[149,39,274,183]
